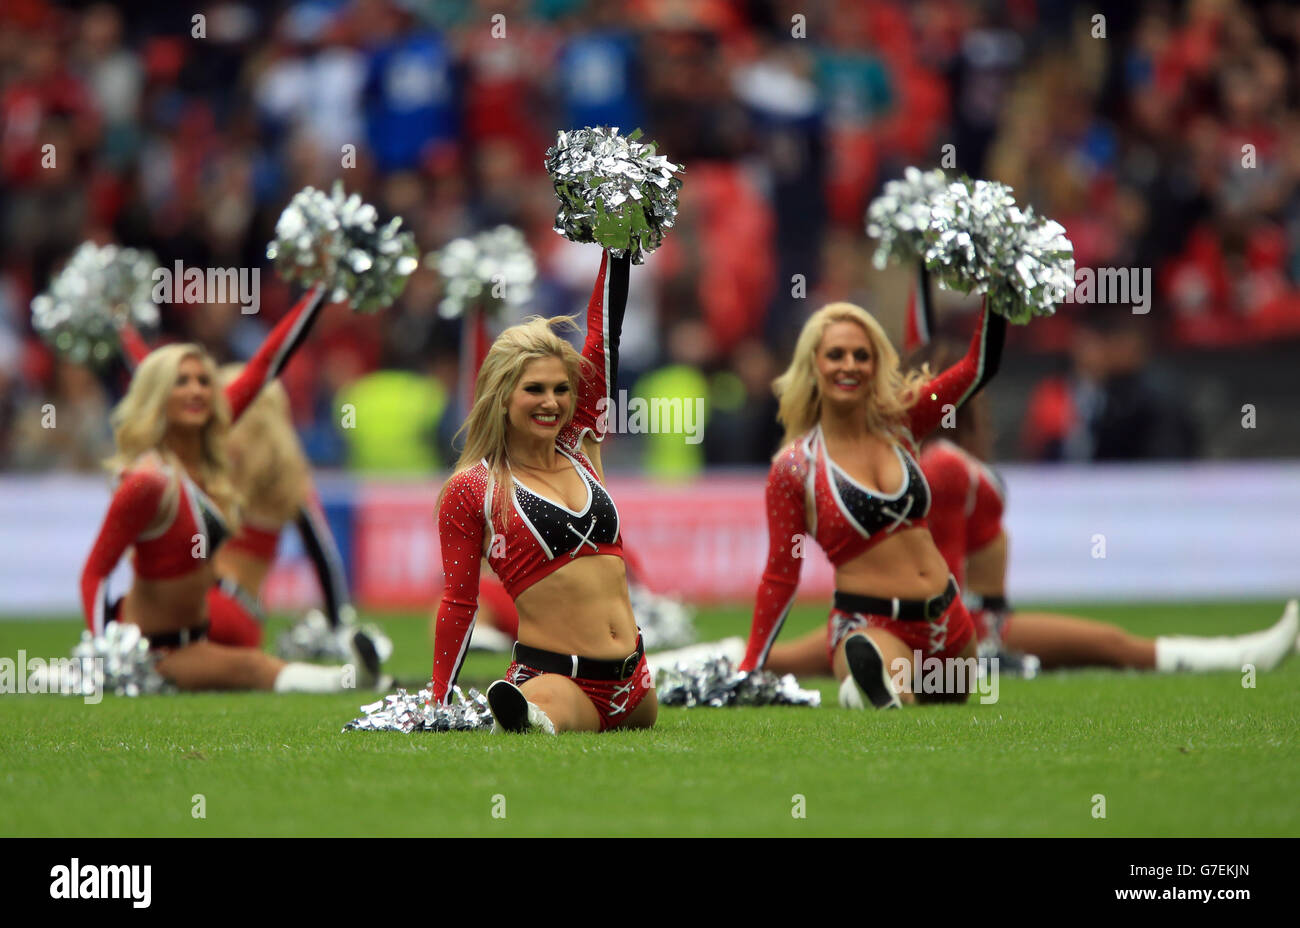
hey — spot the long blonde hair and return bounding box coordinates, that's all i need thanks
[106,343,240,521]
[219,364,310,526]
[774,302,929,449]
[441,315,588,530]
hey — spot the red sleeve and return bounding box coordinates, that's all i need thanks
[740,446,809,671]
[966,462,1007,554]
[431,472,487,704]
[120,324,150,370]
[224,286,327,422]
[905,302,1005,442]
[919,443,974,582]
[80,470,168,634]
[902,263,935,354]
[562,250,630,448]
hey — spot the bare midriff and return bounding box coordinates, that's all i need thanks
[834,527,952,601]
[119,566,215,636]
[514,554,639,659]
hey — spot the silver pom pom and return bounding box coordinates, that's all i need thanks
[922,177,1075,324]
[68,621,171,697]
[629,585,697,650]
[275,610,393,664]
[427,225,536,319]
[655,656,821,708]
[344,685,494,733]
[266,181,419,313]
[546,126,683,264]
[865,166,951,269]
[30,242,160,367]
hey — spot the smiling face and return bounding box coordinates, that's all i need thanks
[814,320,876,411]
[166,355,215,431]
[505,355,572,443]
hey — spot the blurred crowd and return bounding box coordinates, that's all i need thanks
[2,0,1299,476]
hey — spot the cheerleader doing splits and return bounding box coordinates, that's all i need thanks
[119,337,365,658]
[740,299,1006,708]
[751,341,1299,679]
[432,252,655,733]
[210,364,377,678]
[79,291,373,691]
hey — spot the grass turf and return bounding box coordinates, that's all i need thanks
[1,601,1297,837]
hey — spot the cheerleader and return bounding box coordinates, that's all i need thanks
[210,364,384,681]
[79,290,374,691]
[753,343,1298,679]
[739,297,1005,708]
[432,252,656,733]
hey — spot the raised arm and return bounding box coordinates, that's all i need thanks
[120,324,151,370]
[905,302,1005,442]
[430,474,487,705]
[80,470,167,634]
[566,250,631,447]
[224,286,327,422]
[295,499,354,628]
[902,264,937,354]
[739,448,809,672]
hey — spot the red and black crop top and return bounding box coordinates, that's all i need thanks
[431,250,630,704]
[79,287,327,632]
[739,302,1005,671]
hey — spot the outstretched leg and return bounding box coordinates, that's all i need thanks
[1001,613,1156,670]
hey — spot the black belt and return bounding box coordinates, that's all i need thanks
[972,594,1010,612]
[834,578,959,622]
[149,622,210,650]
[512,635,644,681]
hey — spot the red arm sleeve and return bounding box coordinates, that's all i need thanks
[120,324,150,371]
[431,474,487,704]
[564,250,630,446]
[80,470,167,634]
[902,263,936,354]
[224,286,327,422]
[740,447,809,671]
[905,302,1005,442]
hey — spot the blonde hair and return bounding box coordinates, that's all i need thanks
[106,343,241,522]
[774,302,929,450]
[219,364,310,526]
[441,315,588,530]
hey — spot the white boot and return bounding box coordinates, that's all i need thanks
[273,662,349,692]
[645,636,746,678]
[1155,600,1298,673]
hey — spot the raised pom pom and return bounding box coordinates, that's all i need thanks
[427,225,537,319]
[266,181,419,313]
[546,126,683,264]
[865,166,951,270]
[30,243,160,367]
[923,177,1076,324]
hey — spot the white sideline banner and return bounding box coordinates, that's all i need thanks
[0,463,1297,617]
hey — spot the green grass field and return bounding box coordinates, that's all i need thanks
[2,601,1297,837]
